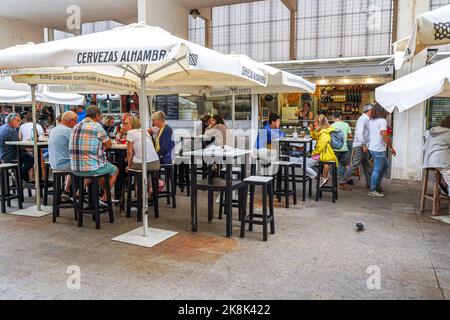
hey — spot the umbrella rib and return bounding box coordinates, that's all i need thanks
[175,60,190,75]
[117,65,139,76]
[145,55,187,77]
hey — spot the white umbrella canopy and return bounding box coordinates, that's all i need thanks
[0,23,268,88]
[376,56,450,113]
[0,23,268,237]
[395,4,450,70]
[0,89,32,104]
[0,76,84,105]
[37,89,85,106]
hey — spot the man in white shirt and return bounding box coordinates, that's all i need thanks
[339,104,373,191]
[368,104,396,197]
[18,112,44,141]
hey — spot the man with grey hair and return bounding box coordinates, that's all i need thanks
[0,113,34,180]
[49,111,78,197]
[339,104,374,191]
[151,111,175,165]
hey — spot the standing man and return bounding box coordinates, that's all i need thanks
[0,114,34,180]
[339,104,373,190]
[70,106,119,204]
[367,103,396,197]
[151,111,175,165]
[49,111,78,198]
[331,112,352,180]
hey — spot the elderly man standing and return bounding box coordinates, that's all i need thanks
[151,111,175,165]
[0,113,34,180]
[70,106,119,205]
[339,104,374,191]
[49,111,78,198]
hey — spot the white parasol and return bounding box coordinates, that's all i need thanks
[0,23,268,237]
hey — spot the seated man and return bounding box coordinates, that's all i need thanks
[69,106,119,205]
[255,113,286,150]
[423,115,450,195]
[0,113,34,180]
[48,111,78,198]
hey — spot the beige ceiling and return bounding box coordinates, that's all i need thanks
[175,0,258,8]
[0,0,259,29]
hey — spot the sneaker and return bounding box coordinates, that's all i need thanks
[376,186,384,193]
[61,191,71,202]
[368,191,385,197]
[98,199,109,207]
[319,177,329,188]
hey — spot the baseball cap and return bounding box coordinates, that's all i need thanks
[363,104,374,113]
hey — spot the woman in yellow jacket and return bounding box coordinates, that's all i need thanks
[303,115,338,187]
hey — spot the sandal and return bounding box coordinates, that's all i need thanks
[339,183,352,191]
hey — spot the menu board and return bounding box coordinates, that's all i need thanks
[429,98,450,128]
[155,94,179,120]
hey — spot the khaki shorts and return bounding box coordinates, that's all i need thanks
[74,162,118,177]
[130,160,160,172]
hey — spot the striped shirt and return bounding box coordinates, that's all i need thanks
[69,118,109,172]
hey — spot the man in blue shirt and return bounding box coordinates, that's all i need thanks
[49,111,78,198]
[152,111,175,165]
[49,111,78,170]
[255,113,286,149]
[75,106,87,123]
[0,113,34,180]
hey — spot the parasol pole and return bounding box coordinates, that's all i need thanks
[138,66,149,236]
[30,84,41,210]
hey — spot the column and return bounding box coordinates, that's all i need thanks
[391,0,431,181]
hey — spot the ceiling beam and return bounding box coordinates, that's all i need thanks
[280,0,297,12]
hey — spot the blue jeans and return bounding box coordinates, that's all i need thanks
[369,151,388,192]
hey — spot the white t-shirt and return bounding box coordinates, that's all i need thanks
[19,122,44,141]
[368,118,388,152]
[126,129,159,163]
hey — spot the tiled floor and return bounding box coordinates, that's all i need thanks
[0,178,449,300]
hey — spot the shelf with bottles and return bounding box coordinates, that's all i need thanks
[319,84,375,104]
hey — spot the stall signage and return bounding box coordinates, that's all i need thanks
[291,65,393,78]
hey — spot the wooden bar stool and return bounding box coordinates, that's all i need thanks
[52,170,77,223]
[174,156,191,197]
[420,168,450,216]
[158,164,176,208]
[75,173,114,230]
[240,176,275,241]
[316,161,338,203]
[126,169,159,221]
[0,163,23,213]
[273,161,297,208]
